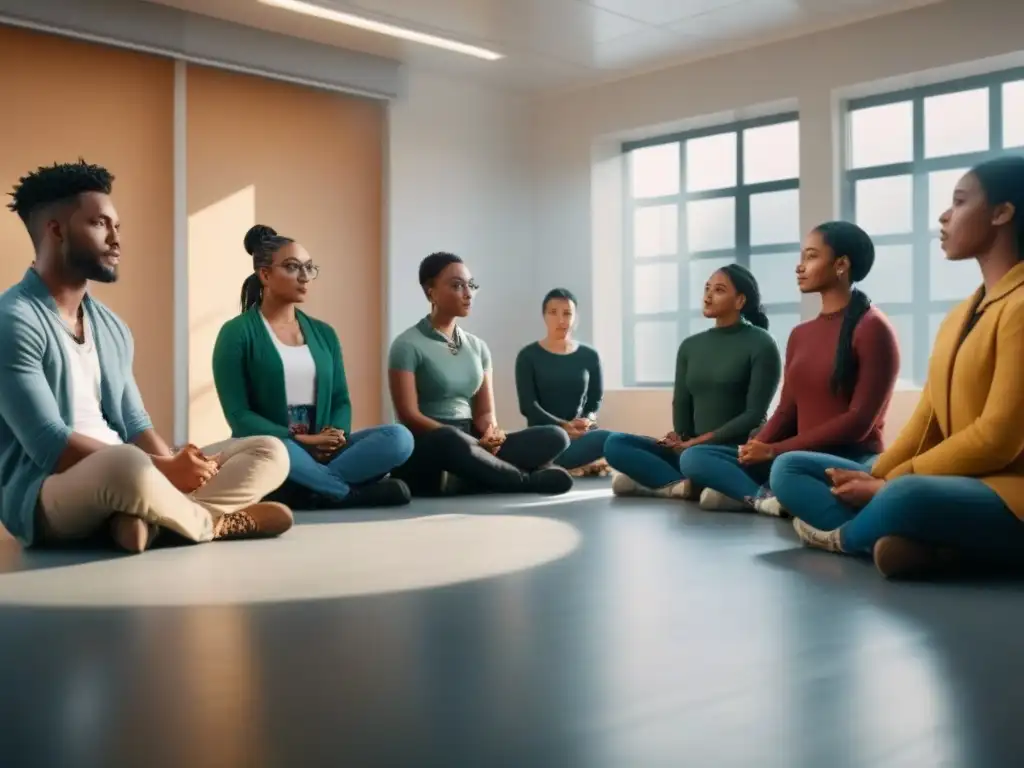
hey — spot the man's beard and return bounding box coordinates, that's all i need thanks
[65,239,118,284]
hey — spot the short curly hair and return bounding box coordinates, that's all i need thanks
[7,159,114,242]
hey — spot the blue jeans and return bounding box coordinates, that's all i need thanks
[676,444,771,502]
[556,429,612,470]
[770,451,1024,558]
[604,433,683,489]
[284,424,414,501]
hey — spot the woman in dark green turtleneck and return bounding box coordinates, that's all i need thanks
[606,264,782,498]
[515,288,611,475]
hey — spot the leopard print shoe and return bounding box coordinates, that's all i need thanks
[214,502,294,541]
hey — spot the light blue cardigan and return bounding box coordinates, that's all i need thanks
[0,269,152,545]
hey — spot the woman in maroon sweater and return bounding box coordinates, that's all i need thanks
[678,221,900,513]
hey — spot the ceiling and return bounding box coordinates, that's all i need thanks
[142,0,945,91]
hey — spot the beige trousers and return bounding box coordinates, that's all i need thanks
[37,437,290,544]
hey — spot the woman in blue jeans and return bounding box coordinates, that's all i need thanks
[771,157,1024,579]
[515,288,611,476]
[212,224,414,508]
[678,221,899,513]
[605,265,781,499]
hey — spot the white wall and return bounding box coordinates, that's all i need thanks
[387,71,537,427]
[533,0,1024,405]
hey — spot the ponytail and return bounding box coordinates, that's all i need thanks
[240,273,263,314]
[831,287,871,397]
[719,263,769,330]
[239,223,295,314]
[742,305,770,330]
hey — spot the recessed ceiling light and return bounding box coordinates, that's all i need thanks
[257,0,504,61]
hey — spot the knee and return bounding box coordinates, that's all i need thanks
[875,475,928,507]
[677,445,714,477]
[538,425,571,453]
[100,445,158,495]
[768,451,819,488]
[379,424,415,461]
[427,425,472,453]
[236,436,290,483]
[603,433,629,462]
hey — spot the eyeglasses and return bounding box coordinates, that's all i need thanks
[277,262,320,280]
[449,279,480,293]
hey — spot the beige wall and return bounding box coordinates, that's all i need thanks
[185,64,384,446]
[0,24,176,436]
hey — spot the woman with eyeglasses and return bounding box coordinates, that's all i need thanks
[389,252,573,496]
[212,225,414,508]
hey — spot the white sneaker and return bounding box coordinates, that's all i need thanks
[612,472,643,496]
[698,488,749,511]
[752,494,787,517]
[657,478,693,500]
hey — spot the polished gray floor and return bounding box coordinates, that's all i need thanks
[0,478,1021,768]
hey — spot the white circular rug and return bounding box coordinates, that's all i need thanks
[0,514,581,608]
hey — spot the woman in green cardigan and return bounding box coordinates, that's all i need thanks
[212,225,414,508]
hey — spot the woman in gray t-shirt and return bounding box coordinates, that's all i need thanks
[388,252,574,496]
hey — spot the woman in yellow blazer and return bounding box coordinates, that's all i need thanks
[768,155,1024,579]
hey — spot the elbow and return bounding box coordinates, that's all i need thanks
[31,423,72,470]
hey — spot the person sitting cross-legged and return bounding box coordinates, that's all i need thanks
[0,160,293,553]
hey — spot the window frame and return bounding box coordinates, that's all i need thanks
[841,66,1024,385]
[621,112,801,387]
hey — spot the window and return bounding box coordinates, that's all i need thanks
[843,67,1024,385]
[622,114,800,386]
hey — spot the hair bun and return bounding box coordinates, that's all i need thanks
[243,224,277,255]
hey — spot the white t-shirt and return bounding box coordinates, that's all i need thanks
[260,313,317,406]
[60,317,123,446]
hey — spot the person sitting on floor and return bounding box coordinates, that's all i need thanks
[0,160,293,553]
[678,221,900,514]
[772,156,1024,580]
[212,224,414,509]
[514,288,611,477]
[606,264,781,499]
[388,252,573,496]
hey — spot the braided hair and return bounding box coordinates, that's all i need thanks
[813,221,875,397]
[240,224,294,312]
[719,264,769,329]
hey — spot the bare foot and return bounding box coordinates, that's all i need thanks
[109,514,152,554]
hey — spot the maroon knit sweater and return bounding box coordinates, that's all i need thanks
[756,306,900,456]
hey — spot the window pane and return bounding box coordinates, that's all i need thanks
[764,312,800,357]
[688,313,714,337]
[855,175,913,235]
[686,132,737,192]
[743,120,799,183]
[687,197,736,251]
[855,244,912,303]
[634,205,678,258]
[634,321,677,383]
[750,252,798,304]
[924,88,989,158]
[1004,80,1024,148]
[928,168,969,228]
[887,312,915,385]
[930,238,980,302]
[688,256,733,310]
[750,189,800,246]
[630,143,680,199]
[849,102,913,168]
[634,262,678,314]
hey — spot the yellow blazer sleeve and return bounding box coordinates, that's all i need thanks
[871,382,935,479]
[909,306,1024,477]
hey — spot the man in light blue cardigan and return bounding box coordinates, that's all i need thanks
[0,160,294,552]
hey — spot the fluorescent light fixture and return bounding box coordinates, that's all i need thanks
[257,0,504,60]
